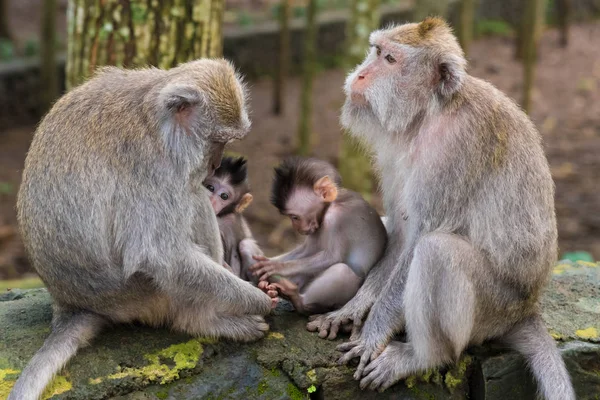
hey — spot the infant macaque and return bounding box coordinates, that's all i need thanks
[203,156,261,281]
[248,157,387,315]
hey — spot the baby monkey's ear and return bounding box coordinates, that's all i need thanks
[314,176,338,203]
[235,193,253,213]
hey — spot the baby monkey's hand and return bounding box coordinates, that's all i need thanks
[250,256,287,281]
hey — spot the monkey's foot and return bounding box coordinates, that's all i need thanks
[307,296,373,340]
[257,280,280,308]
[359,341,413,391]
[337,338,388,380]
[268,275,299,298]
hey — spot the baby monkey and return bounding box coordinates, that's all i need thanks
[249,157,387,315]
[203,156,259,281]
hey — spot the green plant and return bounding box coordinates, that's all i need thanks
[475,19,514,38]
[293,6,306,18]
[237,11,254,27]
[0,39,14,61]
[24,37,40,57]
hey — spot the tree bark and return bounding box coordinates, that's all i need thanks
[66,0,225,90]
[273,0,291,115]
[0,0,12,41]
[522,0,546,114]
[338,0,380,196]
[457,0,476,57]
[297,0,318,156]
[556,0,570,47]
[41,0,59,112]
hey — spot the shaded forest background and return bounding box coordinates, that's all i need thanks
[0,0,599,284]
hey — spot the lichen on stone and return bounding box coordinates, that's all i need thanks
[41,374,72,399]
[0,368,20,399]
[575,327,599,340]
[267,332,285,340]
[99,338,211,385]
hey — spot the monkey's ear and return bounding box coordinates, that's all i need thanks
[159,83,205,121]
[235,193,253,213]
[314,176,338,203]
[437,56,465,98]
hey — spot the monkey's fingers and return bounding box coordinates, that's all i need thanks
[270,297,279,309]
[350,319,364,341]
[337,342,365,366]
[327,320,342,340]
[307,314,321,323]
[252,255,269,262]
[354,350,374,380]
[336,340,359,352]
[257,280,269,290]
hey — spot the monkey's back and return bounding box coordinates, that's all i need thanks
[443,76,557,294]
[16,67,193,314]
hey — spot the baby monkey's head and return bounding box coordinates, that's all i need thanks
[271,157,341,235]
[204,156,253,217]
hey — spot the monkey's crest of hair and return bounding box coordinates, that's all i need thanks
[270,157,342,212]
[214,156,248,186]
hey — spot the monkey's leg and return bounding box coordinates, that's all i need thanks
[306,237,402,340]
[8,309,105,400]
[239,238,263,282]
[357,232,478,391]
[295,263,362,315]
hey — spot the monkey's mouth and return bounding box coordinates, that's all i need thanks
[350,92,368,106]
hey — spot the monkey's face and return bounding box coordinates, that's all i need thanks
[204,177,235,215]
[341,29,444,138]
[283,188,328,235]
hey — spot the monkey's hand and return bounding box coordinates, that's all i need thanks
[249,256,288,281]
[336,334,389,381]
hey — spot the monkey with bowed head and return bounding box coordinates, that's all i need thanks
[247,157,387,316]
[203,156,263,281]
[10,59,273,400]
[307,18,575,399]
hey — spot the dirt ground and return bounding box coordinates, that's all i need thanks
[1,22,599,279]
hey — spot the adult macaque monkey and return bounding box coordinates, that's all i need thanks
[308,18,575,399]
[203,156,261,281]
[248,157,387,315]
[10,59,272,400]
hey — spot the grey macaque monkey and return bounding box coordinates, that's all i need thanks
[10,59,272,400]
[307,18,575,400]
[247,157,387,316]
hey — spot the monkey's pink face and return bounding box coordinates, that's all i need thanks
[284,188,327,235]
[204,177,234,215]
[346,37,404,108]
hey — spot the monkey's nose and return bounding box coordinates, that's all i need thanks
[357,74,365,80]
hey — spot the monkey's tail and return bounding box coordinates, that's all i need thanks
[503,314,575,400]
[8,310,105,400]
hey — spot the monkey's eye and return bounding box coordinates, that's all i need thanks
[206,184,214,192]
[220,193,229,200]
[376,46,382,56]
[290,215,299,221]
[385,54,396,64]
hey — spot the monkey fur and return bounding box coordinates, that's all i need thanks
[10,59,272,400]
[307,18,575,399]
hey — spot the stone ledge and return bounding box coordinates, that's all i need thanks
[0,260,598,400]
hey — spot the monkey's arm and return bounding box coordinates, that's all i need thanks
[152,245,272,316]
[269,242,311,262]
[250,251,340,282]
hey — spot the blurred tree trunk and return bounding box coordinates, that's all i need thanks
[338,0,380,196]
[556,0,570,47]
[273,0,291,115]
[297,0,318,156]
[41,0,59,112]
[413,0,449,21]
[457,0,476,57]
[522,0,546,114]
[66,0,225,90]
[0,0,11,41]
